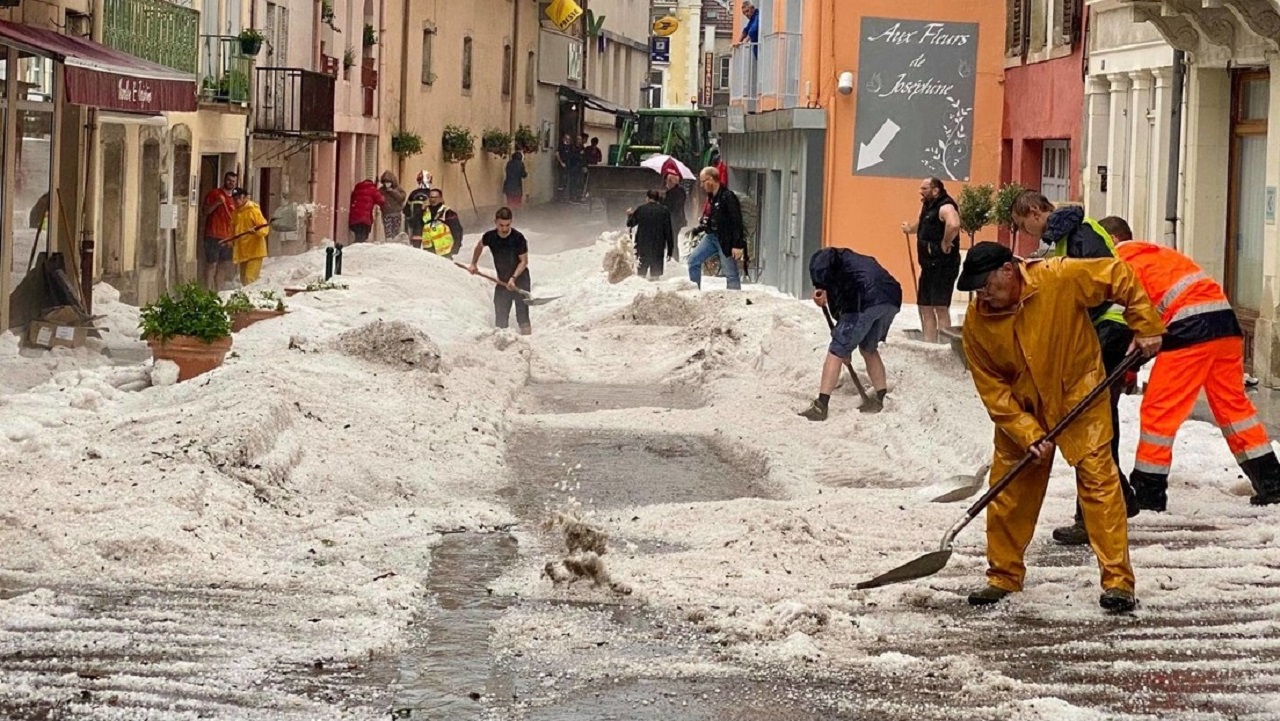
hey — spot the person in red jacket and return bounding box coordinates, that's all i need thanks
[1101,216,1280,510]
[348,179,384,244]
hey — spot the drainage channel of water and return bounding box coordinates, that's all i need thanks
[390,382,852,720]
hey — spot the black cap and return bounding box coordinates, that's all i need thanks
[956,242,1014,292]
[230,187,248,199]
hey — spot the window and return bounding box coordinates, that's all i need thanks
[1057,0,1080,46]
[526,50,536,102]
[462,37,472,91]
[502,44,513,96]
[717,56,730,91]
[421,28,435,85]
[1006,0,1029,56]
[1040,140,1070,203]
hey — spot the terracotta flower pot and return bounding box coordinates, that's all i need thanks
[148,335,233,382]
[230,309,286,333]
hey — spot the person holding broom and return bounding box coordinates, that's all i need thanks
[798,247,901,420]
[957,242,1164,613]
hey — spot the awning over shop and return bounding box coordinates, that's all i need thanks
[0,20,196,113]
[558,85,633,116]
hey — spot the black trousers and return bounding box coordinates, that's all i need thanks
[494,276,531,329]
[637,254,665,279]
[1074,319,1137,521]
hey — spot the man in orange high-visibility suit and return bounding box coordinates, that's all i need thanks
[1101,216,1280,509]
[958,242,1165,613]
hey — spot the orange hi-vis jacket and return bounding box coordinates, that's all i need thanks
[1114,241,1242,351]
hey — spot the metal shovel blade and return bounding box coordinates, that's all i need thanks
[523,294,562,306]
[930,463,990,503]
[850,549,954,590]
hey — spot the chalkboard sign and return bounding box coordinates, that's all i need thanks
[853,17,979,181]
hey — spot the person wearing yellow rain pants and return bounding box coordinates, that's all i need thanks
[229,188,270,285]
[956,242,1165,613]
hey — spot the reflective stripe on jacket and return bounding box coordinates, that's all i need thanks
[1052,214,1126,326]
[423,204,455,255]
[1115,241,1243,351]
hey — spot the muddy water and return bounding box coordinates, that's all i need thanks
[392,532,519,719]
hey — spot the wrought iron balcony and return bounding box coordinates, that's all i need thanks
[254,67,336,139]
[103,0,199,74]
[200,35,253,106]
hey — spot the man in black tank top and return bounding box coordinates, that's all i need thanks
[901,177,961,343]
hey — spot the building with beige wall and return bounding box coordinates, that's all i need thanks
[379,0,540,221]
[0,0,254,325]
[1113,0,1280,385]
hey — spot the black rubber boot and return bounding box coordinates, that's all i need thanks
[1099,587,1137,613]
[1130,470,1169,512]
[1240,452,1280,506]
[1051,520,1090,546]
[967,585,1012,606]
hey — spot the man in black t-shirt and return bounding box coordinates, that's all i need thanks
[468,206,532,335]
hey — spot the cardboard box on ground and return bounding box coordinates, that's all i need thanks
[26,305,98,350]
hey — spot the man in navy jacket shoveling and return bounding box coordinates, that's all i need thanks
[799,248,903,420]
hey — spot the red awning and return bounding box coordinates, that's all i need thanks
[0,20,196,114]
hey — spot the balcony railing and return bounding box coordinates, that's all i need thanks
[729,42,758,113]
[759,32,802,109]
[729,32,803,113]
[254,67,336,139]
[104,0,199,74]
[199,35,253,106]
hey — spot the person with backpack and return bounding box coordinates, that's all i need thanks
[403,171,432,249]
[798,247,902,419]
[422,187,464,257]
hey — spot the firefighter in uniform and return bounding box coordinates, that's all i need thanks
[1100,216,1280,509]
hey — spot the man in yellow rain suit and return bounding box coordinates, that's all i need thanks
[229,188,269,285]
[957,242,1165,613]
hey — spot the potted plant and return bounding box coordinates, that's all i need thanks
[513,124,540,154]
[392,130,424,158]
[442,125,475,164]
[321,0,340,32]
[238,28,266,57]
[342,47,356,78]
[224,290,288,333]
[139,283,233,382]
[957,183,995,248]
[481,128,512,158]
[363,23,377,49]
[994,181,1028,250]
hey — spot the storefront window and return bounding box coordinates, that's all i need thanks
[8,53,55,281]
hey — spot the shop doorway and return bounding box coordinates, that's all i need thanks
[1226,69,1268,371]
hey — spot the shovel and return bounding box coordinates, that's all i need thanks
[845,350,1144,591]
[928,462,990,503]
[821,306,872,405]
[454,262,562,306]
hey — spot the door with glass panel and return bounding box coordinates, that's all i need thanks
[1226,70,1268,371]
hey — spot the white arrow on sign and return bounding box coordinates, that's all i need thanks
[856,119,902,171]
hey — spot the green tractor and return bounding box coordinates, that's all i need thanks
[587,108,714,224]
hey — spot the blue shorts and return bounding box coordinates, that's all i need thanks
[829,303,898,358]
[203,236,232,264]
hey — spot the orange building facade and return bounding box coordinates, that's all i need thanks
[718,0,1006,302]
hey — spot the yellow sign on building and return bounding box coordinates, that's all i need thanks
[546,0,584,32]
[652,15,680,37]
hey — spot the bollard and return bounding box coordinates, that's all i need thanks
[334,244,343,275]
[325,247,335,280]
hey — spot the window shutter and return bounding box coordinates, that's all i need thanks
[1007,0,1025,55]
[1061,0,1081,45]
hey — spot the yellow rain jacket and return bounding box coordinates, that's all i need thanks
[963,256,1164,463]
[963,256,1165,595]
[231,200,269,265]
